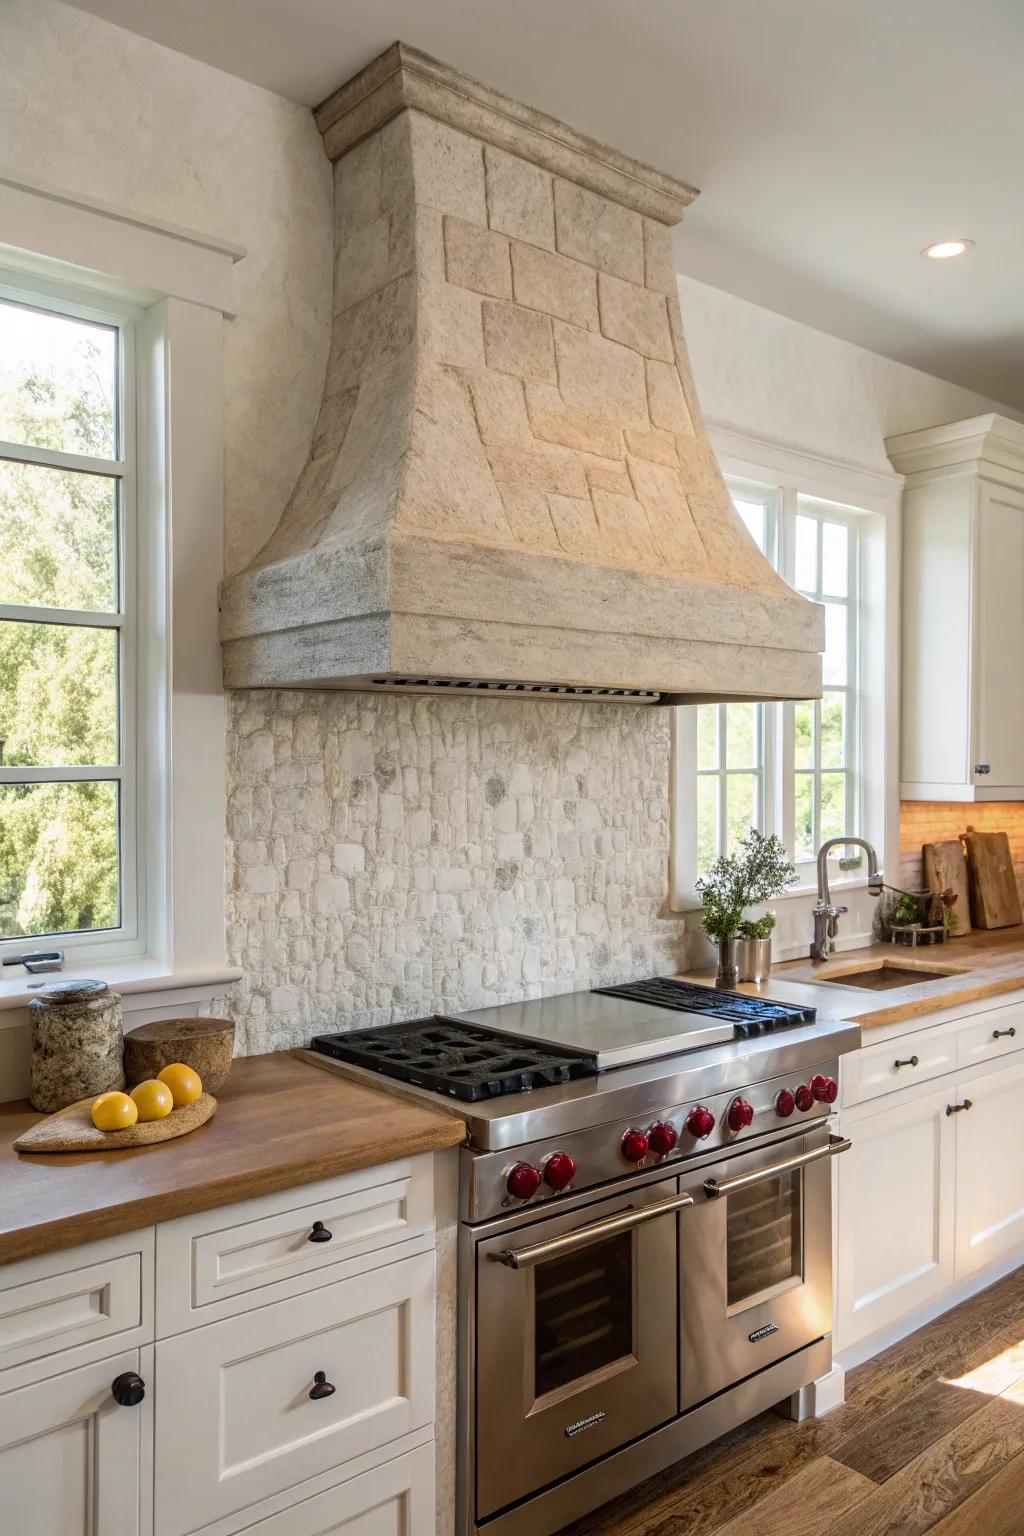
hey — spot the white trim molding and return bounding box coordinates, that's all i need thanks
[0,169,245,315]
[0,171,238,1003]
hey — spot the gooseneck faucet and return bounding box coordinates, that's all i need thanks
[810,836,883,961]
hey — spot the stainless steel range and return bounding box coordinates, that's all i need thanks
[310,978,859,1536]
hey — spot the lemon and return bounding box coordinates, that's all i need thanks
[92,1091,139,1131]
[156,1062,203,1106]
[130,1079,174,1121]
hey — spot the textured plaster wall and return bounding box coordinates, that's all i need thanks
[226,690,687,1051]
[678,274,1015,469]
[0,0,333,579]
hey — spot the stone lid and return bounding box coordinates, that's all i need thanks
[29,979,110,1007]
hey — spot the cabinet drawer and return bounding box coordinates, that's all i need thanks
[154,1251,435,1536]
[156,1159,433,1335]
[0,1231,152,1391]
[843,1028,956,1106]
[957,1003,1024,1072]
[229,1444,435,1536]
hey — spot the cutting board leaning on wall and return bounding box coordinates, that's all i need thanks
[922,839,973,937]
[961,828,1024,930]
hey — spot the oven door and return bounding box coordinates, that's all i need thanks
[475,1174,686,1522]
[679,1123,849,1410]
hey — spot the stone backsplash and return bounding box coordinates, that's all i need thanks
[225,691,689,1053]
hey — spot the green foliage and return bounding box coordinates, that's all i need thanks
[739,912,777,941]
[696,828,796,943]
[0,311,120,940]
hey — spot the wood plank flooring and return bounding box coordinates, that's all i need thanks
[561,1265,1024,1536]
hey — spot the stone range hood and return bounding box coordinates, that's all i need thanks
[220,44,823,705]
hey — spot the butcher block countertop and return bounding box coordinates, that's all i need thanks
[685,928,1024,1031]
[0,1052,466,1267]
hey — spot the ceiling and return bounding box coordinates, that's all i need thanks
[63,0,1024,409]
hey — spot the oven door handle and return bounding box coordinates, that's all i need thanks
[702,1134,852,1199]
[489,1190,696,1270]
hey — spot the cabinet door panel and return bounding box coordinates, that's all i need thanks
[975,486,1024,790]
[231,1445,434,1535]
[155,1253,434,1536]
[836,1089,954,1350]
[955,1058,1024,1276]
[0,1349,141,1536]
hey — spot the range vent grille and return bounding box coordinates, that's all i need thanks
[370,677,661,702]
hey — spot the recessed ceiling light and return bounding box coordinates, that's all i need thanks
[922,238,975,260]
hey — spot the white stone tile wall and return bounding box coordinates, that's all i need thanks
[225,692,689,1050]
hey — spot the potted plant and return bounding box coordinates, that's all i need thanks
[696,830,797,988]
[737,911,778,984]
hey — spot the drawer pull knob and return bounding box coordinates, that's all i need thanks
[309,1371,336,1400]
[993,1028,1017,1040]
[894,1055,920,1069]
[946,1099,974,1116]
[111,1372,146,1407]
[308,1220,333,1244]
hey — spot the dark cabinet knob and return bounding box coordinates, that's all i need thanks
[308,1220,333,1244]
[309,1370,336,1400]
[946,1099,974,1116]
[894,1055,919,1069]
[111,1371,146,1407]
[993,1028,1017,1040]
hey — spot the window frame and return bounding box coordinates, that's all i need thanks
[673,475,869,901]
[787,495,862,876]
[0,270,146,963]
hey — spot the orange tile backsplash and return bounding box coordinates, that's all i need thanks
[899,802,1024,892]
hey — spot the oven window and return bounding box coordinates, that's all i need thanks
[726,1171,802,1307]
[533,1232,633,1397]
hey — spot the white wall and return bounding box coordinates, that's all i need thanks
[1,0,332,579]
[679,274,1015,470]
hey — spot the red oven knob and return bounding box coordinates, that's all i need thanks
[543,1152,577,1191]
[727,1097,755,1133]
[648,1121,678,1157]
[811,1074,839,1104]
[775,1089,796,1118]
[685,1105,716,1139]
[505,1162,542,1200]
[794,1083,815,1112]
[621,1129,650,1163]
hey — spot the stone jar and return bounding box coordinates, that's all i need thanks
[29,980,125,1113]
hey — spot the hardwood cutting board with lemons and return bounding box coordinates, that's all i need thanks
[15,1063,216,1153]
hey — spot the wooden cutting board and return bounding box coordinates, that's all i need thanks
[962,829,1023,930]
[922,839,972,937]
[14,1093,217,1153]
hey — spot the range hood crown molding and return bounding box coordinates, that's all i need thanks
[220,44,824,706]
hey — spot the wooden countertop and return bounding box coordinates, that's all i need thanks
[0,1052,466,1268]
[685,928,1024,1031]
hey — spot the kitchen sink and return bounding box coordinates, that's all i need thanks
[816,963,963,992]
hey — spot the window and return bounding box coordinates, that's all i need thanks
[695,488,776,870]
[0,280,138,955]
[686,480,863,882]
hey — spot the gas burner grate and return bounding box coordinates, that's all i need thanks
[593,977,815,1036]
[310,1018,597,1102]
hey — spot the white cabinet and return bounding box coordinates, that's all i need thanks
[889,414,1024,800]
[0,1156,439,1536]
[0,1350,146,1536]
[155,1253,434,1536]
[954,1056,1024,1277]
[836,1000,1024,1354]
[837,1085,955,1348]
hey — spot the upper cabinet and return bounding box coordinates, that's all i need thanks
[889,414,1024,801]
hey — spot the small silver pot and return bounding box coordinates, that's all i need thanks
[715,938,741,990]
[739,936,772,984]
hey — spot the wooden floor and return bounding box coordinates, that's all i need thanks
[562,1265,1024,1536]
